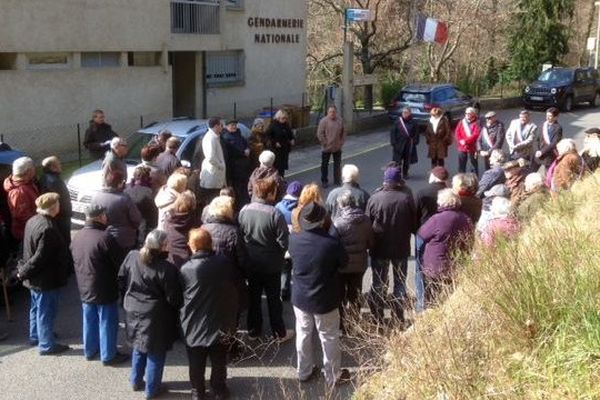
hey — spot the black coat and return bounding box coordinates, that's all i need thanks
[71,221,125,304]
[415,182,446,227]
[164,211,199,268]
[391,117,419,162]
[266,120,294,171]
[38,171,72,244]
[19,214,70,291]
[84,122,117,160]
[476,166,506,198]
[331,207,373,274]
[366,184,417,259]
[289,228,348,314]
[179,251,238,348]
[155,151,181,178]
[118,251,183,354]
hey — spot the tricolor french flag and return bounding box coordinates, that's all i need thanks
[415,14,448,44]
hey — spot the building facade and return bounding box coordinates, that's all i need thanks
[0,0,308,157]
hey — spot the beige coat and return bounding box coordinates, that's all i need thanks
[317,116,345,152]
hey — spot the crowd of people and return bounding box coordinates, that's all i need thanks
[1,105,599,399]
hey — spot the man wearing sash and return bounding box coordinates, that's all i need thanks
[478,111,505,171]
[535,107,563,174]
[506,110,538,163]
[390,108,418,179]
[455,107,481,175]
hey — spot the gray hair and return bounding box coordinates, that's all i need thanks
[41,156,60,171]
[336,190,357,209]
[452,173,479,194]
[12,156,35,177]
[465,107,478,115]
[437,188,461,209]
[252,118,265,129]
[341,164,359,183]
[274,110,288,122]
[556,138,576,157]
[259,150,276,167]
[489,150,506,166]
[140,229,168,265]
[110,137,127,150]
[524,173,544,193]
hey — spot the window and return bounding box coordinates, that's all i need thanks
[27,53,70,69]
[205,50,244,87]
[225,0,244,9]
[0,53,17,70]
[81,52,121,68]
[128,52,161,67]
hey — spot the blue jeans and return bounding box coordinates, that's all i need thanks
[29,289,59,352]
[369,258,408,323]
[131,349,166,397]
[82,302,119,362]
[414,235,425,313]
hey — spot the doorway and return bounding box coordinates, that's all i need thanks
[171,52,196,117]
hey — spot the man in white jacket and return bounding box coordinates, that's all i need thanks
[505,110,538,163]
[199,117,226,208]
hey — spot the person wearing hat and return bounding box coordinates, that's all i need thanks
[455,107,482,175]
[317,105,345,188]
[84,109,118,160]
[3,156,39,245]
[365,166,416,324]
[476,150,507,198]
[18,192,71,355]
[71,204,128,365]
[478,111,505,171]
[288,201,350,386]
[118,229,182,399]
[155,136,182,178]
[39,156,72,246]
[325,164,370,219]
[413,166,448,313]
[247,150,286,202]
[452,173,482,224]
[581,127,600,173]
[102,136,129,186]
[222,119,252,208]
[516,173,549,223]
[506,110,538,162]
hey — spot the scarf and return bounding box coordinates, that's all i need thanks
[430,116,442,133]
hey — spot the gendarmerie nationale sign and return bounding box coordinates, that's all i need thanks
[247,17,304,44]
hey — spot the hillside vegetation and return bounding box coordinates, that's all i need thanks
[355,172,600,399]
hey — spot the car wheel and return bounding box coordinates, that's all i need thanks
[562,95,573,112]
[592,92,600,107]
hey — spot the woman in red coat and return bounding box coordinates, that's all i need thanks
[455,107,481,176]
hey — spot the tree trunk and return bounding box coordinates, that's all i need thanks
[360,39,374,110]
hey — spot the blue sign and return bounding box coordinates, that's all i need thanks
[346,8,372,22]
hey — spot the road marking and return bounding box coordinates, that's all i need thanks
[287,141,389,177]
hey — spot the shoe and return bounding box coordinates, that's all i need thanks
[103,351,129,366]
[85,352,98,361]
[132,382,144,392]
[40,343,71,356]
[247,332,261,341]
[299,366,321,383]
[277,329,295,344]
[29,339,38,347]
[0,331,8,341]
[191,388,206,400]
[146,385,168,399]
[335,369,351,386]
[212,387,230,400]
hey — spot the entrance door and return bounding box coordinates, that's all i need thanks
[171,52,196,118]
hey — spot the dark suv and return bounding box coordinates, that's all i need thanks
[522,67,600,111]
[388,84,479,126]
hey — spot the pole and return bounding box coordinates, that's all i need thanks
[77,123,82,167]
[342,41,354,135]
[140,115,144,129]
[596,2,600,69]
[201,51,208,119]
[343,9,348,44]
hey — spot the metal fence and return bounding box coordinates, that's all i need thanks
[170,0,220,34]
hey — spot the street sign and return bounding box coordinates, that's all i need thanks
[353,74,378,86]
[346,9,373,22]
[588,37,596,51]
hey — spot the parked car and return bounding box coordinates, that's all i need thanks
[522,67,600,111]
[67,117,250,226]
[388,83,480,127]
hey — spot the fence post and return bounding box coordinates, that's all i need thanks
[233,102,237,120]
[301,93,306,127]
[77,124,82,167]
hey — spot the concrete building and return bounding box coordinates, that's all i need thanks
[0,0,308,157]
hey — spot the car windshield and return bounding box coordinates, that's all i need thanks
[399,91,430,103]
[537,69,573,85]
[125,131,153,163]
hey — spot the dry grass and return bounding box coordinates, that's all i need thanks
[354,172,600,400]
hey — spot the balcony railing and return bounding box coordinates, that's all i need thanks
[171,0,220,34]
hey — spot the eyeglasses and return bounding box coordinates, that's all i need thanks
[485,117,493,119]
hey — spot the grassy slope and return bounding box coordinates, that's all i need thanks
[355,172,600,399]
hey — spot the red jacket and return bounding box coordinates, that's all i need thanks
[3,176,39,240]
[455,118,481,153]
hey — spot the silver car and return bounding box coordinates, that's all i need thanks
[67,117,250,226]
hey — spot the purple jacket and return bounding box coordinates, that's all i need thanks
[417,207,473,279]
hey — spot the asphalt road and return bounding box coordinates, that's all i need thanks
[0,106,599,400]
